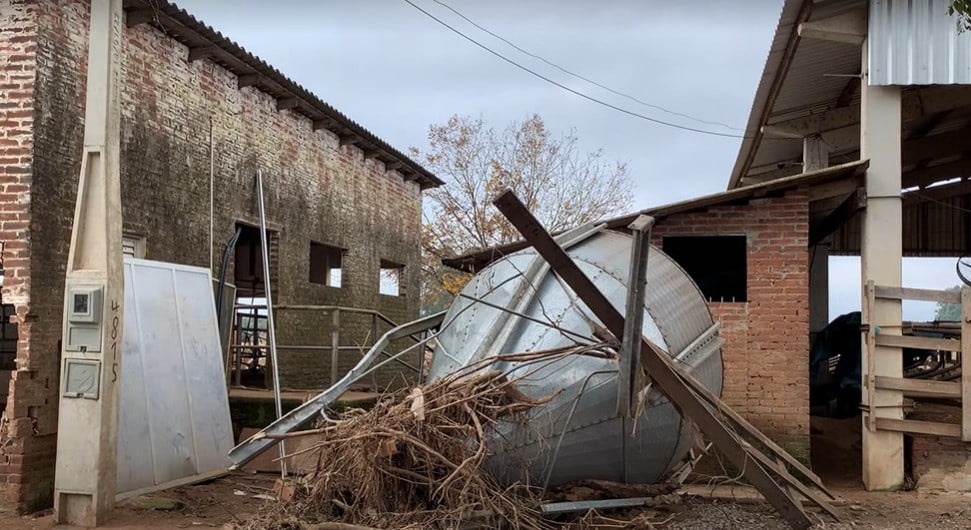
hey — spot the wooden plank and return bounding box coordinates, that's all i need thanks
[618,215,653,418]
[874,333,961,353]
[874,418,961,438]
[492,190,815,530]
[874,285,961,304]
[745,444,840,521]
[873,376,961,399]
[865,281,877,433]
[962,288,971,441]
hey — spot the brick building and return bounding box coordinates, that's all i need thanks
[0,0,439,512]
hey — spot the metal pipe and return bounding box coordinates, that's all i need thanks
[256,170,286,477]
[209,115,215,271]
[331,309,340,385]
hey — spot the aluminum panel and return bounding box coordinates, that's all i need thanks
[870,0,971,85]
[116,258,233,495]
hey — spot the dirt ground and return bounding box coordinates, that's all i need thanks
[0,415,960,529]
[1,472,969,529]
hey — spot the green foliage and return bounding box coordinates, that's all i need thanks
[935,285,962,321]
[948,0,971,31]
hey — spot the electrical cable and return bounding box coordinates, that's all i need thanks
[429,0,742,132]
[403,0,784,141]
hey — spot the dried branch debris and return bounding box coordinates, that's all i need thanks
[242,351,593,530]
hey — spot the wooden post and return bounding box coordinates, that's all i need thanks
[962,288,971,441]
[618,215,653,417]
[331,309,340,385]
[859,36,905,490]
[54,0,125,525]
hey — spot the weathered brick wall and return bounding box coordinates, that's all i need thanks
[0,0,53,513]
[31,0,422,393]
[652,188,810,449]
[911,434,971,491]
[0,0,426,513]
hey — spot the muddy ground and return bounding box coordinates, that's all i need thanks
[1,472,968,529]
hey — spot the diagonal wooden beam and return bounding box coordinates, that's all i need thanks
[906,110,956,139]
[810,187,866,246]
[493,190,819,530]
[836,76,861,107]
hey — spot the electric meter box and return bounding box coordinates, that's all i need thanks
[65,285,104,352]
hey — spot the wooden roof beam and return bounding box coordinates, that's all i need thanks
[188,45,216,62]
[762,106,859,137]
[312,117,336,131]
[810,187,866,246]
[125,8,155,27]
[276,97,300,111]
[237,74,260,89]
[836,76,861,107]
[905,157,971,189]
[339,134,362,147]
[904,127,971,167]
[798,7,867,45]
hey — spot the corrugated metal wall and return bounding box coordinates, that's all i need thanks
[831,193,971,255]
[869,0,971,85]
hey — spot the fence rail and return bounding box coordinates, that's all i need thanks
[865,281,971,441]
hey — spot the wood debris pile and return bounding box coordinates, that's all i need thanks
[243,354,570,530]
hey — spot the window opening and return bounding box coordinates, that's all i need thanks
[379,259,404,296]
[662,235,747,302]
[310,242,344,288]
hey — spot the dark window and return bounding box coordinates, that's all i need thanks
[310,242,344,288]
[0,304,16,371]
[662,235,747,302]
[379,259,404,296]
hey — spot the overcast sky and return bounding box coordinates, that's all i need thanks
[177,0,962,322]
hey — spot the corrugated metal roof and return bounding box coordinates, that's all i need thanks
[869,0,971,85]
[122,0,443,189]
[728,0,813,189]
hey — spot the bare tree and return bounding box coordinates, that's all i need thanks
[413,114,633,311]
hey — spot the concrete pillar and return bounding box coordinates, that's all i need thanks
[859,38,904,491]
[54,0,125,525]
[809,243,830,338]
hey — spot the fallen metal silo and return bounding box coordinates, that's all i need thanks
[427,225,723,487]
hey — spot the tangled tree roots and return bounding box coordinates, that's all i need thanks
[243,361,569,530]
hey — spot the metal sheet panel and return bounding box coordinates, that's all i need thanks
[428,230,722,486]
[870,0,971,85]
[117,258,234,495]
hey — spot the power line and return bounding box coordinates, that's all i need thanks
[430,0,742,132]
[403,0,757,140]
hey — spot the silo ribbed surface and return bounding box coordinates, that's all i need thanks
[428,228,723,486]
